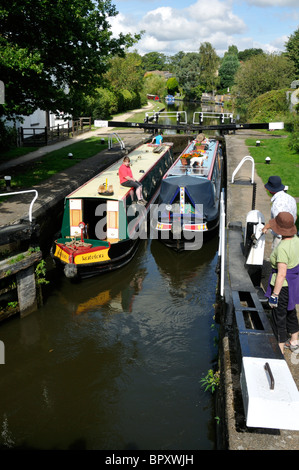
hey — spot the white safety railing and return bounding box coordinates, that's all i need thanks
[108,132,125,150]
[231,156,255,184]
[193,112,234,124]
[146,111,187,124]
[218,189,226,297]
[0,190,38,222]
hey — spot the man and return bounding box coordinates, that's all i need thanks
[262,175,297,247]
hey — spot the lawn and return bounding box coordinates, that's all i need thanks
[245,135,299,197]
[0,136,108,190]
[245,134,299,230]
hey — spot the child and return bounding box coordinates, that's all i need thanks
[118,156,146,205]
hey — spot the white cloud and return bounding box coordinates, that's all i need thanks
[245,0,299,6]
[108,0,295,56]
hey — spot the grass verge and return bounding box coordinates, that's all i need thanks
[0,136,108,191]
[245,133,299,230]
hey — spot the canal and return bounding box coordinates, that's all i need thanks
[0,100,225,451]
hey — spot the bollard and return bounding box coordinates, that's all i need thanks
[265,157,271,164]
[68,153,73,159]
[256,140,260,147]
[4,175,11,191]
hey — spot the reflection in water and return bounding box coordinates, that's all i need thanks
[0,238,219,450]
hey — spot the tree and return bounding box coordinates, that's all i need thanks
[174,52,202,99]
[105,52,144,95]
[166,77,179,96]
[238,48,264,62]
[105,52,146,111]
[225,45,239,57]
[198,42,220,93]
[219,54,240,90]
[0,0,140,120]
[285,27,299,77]
[233,53,296,104]
[141,52,168,72]
[144,74,166,99]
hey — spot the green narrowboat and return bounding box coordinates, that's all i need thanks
[52,142,173,279]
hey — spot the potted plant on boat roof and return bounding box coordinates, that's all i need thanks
[180,153,192,165]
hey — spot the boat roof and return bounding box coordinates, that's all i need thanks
[164,138,218,179]
[66,142,173,201]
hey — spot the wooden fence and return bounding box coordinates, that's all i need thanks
[18,117,92,146]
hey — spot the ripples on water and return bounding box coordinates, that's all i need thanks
[0,234,219,450]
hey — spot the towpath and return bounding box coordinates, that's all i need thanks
[0,105,154,228]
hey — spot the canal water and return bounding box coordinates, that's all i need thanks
[0,100,223,451]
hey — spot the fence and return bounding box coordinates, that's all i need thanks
[18,117,91,147]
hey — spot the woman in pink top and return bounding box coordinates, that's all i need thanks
[118,157,146,205]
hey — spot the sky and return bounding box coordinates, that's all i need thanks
[108,0,299,57]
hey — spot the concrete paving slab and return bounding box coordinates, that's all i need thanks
[223,130,299,450]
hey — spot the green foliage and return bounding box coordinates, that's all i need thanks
[219,54,240,89]
[174,52,202,99]
[200,369,220,393]
[233,53,296,105]
[286,114,299,153]
[198,42,220,92]
[0,0,140,120]
[285,27,299,77]
[141,52,168,71]
[173,44,219,98]
[35,260,49,285]
[85,88,118,120]
[238,48,264,61]
[247,89,289,123]
[144,74,167,98]
[166,77,179,95]
[0,121,18,152]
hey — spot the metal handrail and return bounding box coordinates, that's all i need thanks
[231,155,255,184]
[0,190,38,222]
[108,132,125,150]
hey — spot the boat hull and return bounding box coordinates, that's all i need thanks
[51,142,174,279]
[151,215,219,252]
[53,237,140,279]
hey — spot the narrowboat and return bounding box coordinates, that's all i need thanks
[52,142,174,279]
[151,136,224,251]
[165,95,175,104]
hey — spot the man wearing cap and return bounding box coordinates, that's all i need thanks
[262,175,297,248]
[265,212,299,354]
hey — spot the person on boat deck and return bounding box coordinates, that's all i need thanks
[265,211,299,355]
[262,175,297,249]
[152,133,163,145]
[118,156,146,205]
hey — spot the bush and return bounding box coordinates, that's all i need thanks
[85,88,118,120]
[247,89,289,123]
[0,121,17,151]
[287,114,299,153]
